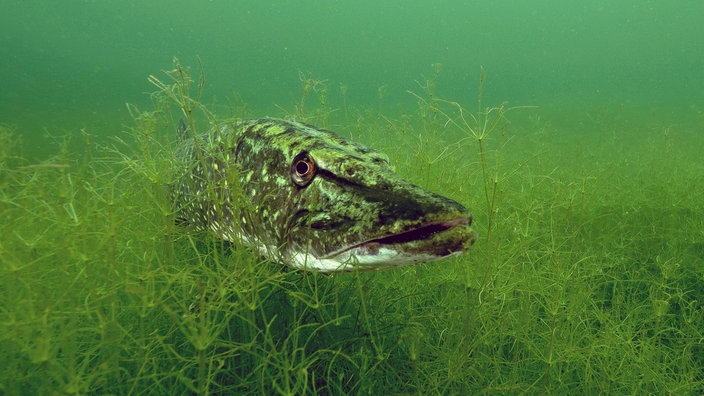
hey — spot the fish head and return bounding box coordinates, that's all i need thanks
[231,119,477,272]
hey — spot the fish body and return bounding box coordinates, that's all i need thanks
[173,118,476,272]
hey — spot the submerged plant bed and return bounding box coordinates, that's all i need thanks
[1,67,702,394]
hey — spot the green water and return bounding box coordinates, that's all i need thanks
[2,1,703,394]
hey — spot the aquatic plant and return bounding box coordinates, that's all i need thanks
[0,61,702,394]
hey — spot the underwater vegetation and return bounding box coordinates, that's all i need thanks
[1,63,703,394]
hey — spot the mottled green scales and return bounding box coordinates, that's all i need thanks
[174,118,476,272]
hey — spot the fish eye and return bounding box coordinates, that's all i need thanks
[291,152,316,187]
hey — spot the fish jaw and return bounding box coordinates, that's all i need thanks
[288,218,477,272]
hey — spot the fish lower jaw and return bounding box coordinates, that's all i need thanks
[288,248,444,273]
[216,221,475,273]
[287,219,476,272]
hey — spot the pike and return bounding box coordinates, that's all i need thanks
[173,118,477,272]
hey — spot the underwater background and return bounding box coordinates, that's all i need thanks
[1,0,703,394]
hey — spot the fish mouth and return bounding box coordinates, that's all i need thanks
[322,217,475,260]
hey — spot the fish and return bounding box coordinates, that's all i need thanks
[173,117,477,272]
